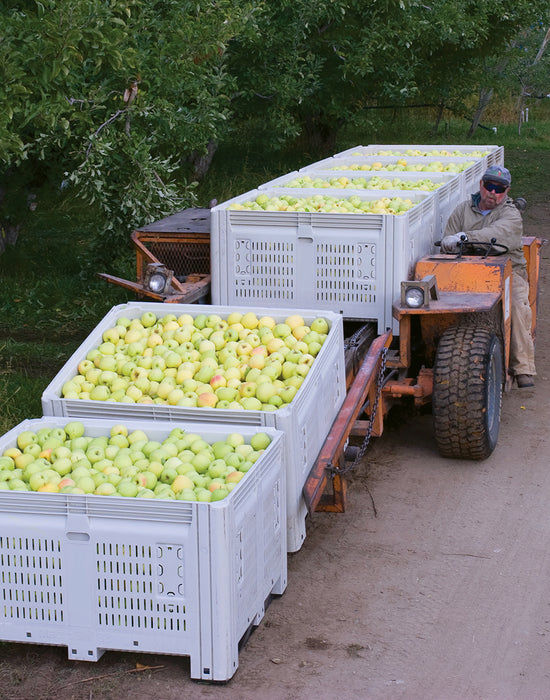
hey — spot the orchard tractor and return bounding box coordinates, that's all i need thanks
[305,224,541,514]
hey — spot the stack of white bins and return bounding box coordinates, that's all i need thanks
[210,144,504,334]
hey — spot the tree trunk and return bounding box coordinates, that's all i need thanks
[187,141,218,180]
[534,27,550,64]
[468,87,494,137]
[302,115,340,154]
[432,102,445,135]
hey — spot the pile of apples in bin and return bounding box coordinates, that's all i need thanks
[62,310,330,410]
[0,422,273,501]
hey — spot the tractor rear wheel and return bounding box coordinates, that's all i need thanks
[432,326,503,460]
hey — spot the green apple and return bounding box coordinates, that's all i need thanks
[195,488,212,502]
[234,444,254,459]
[250,432,271,451]
[116,479,139,497]
[16,430,38,451]
[9,478,29,491]
[310,317,329,334]
[295,363,311,378]
[64,421,85,440]
[216,386,238,402]
[279,384,298,404]
[207,459,228,479]
[141,311,157,328]
[273,323,291,339]
[0,456,15,471]
[135,471,157,490]
[225,432,245,449]
[109,433,129,449]
[40,436,63,451]
[212,441,234,459]
[23,443,42,458]
[51,457,73,476]
[89,385,110,401]
[159,466,178,484]
[240,396,262,410]
[95,482,117,496]
[285,348,303,364]
[281,361,297,379]
[176,488,198,501]
[239,382,257,398]
[86,444,105,464]
[284,375,304,390]
[255,382,278,403]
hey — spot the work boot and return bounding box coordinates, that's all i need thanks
[516,374,535,388]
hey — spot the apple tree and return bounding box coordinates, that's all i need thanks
[0,0,256,264]
[225,0,550,152]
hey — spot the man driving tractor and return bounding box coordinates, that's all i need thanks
[440,165,536,388]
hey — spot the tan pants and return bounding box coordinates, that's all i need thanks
[510,272,536,376]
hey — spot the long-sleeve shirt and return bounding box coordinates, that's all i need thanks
[444,192,527,278]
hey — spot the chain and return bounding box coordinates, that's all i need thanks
[327,345,388,479]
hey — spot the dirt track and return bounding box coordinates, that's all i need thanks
[1,201,550,700]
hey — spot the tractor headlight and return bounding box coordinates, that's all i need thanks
[404,286,425,308]
[400,275,439,309]
[144,263,174,294]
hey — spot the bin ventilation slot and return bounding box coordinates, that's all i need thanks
[0,536,64,623]
[316,242,377,303]
[234,239,296,301]
[96,541,186,632]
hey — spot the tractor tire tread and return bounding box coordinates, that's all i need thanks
[432,325,502,460]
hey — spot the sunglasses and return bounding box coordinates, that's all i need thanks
[483,181,507,194]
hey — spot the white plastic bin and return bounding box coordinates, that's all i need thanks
[0,417,286,681]
[362,144,505,171]
[210,187,436,332]
[297,154,485,199]
[344,143,502,159]
[256,171,462,239]
[41,302,347,553]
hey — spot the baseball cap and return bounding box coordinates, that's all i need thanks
[482,165,511,187]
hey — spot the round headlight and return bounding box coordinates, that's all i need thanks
[404,286,424,308]
[148,272,168,293]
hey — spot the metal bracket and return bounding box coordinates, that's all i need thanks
[400,274,439,308]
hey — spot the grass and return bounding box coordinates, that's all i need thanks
[1,109,550,435]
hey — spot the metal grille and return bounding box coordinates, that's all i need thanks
[135,232,210,279]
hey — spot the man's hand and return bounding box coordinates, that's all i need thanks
[440,232,467,253]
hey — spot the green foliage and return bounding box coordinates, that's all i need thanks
[2,0,550,264]
[226,0,550,150]
[0,0,255,260]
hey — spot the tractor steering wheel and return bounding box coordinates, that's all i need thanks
[435,236,509,258]
[459,239,509,257]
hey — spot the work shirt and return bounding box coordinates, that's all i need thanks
[444,193,527,278]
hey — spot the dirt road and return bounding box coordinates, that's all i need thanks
[1,201,550,700]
